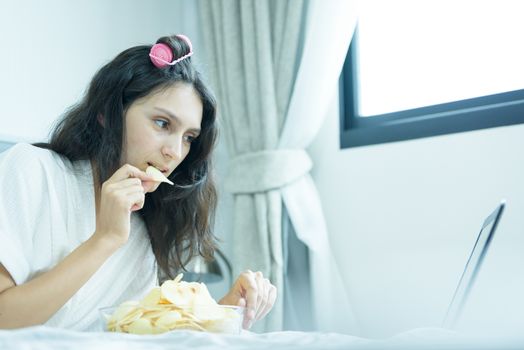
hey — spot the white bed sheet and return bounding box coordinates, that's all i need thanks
[0,326,522,350]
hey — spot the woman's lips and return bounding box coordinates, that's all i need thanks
[147,162,168,174]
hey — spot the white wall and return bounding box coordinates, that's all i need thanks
[0,0,184,142]
[308,92,524,338]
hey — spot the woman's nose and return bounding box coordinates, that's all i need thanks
[162,137,184,160]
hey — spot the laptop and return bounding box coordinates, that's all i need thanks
[442,200,506,329]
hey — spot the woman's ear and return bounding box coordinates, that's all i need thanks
[97,113,105,127]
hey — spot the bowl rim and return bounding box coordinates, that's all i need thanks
[99,304,245,312]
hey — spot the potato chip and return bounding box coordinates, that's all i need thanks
[155,311,182,328]
[141,287,161,306]
[151,324,170,334]
[142,309,170,320]
[173,273,183,284]
[128,318,154,335]
[118,308,144,325]
[108,301,140,324]
[146,166,174,185]
[192,285,220,312]
[160,281,195,307]
[173,319,206,332]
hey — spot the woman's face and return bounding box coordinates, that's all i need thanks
[123,83,203,192]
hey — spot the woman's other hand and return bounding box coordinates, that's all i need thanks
[218,270,277,330]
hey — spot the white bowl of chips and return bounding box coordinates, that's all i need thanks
[99,303,244,334]
[99,274,244,335]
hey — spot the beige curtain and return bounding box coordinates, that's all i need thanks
[198,0,308,331]
[199,0,359,333]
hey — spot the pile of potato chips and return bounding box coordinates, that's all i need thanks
[104,274,242,334]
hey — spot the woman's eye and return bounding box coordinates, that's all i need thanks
[154,119,169,129]
[184,135,197,143]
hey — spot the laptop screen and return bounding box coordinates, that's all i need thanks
[443,200,505,329]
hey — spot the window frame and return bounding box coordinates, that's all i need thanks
[340,27,524,149]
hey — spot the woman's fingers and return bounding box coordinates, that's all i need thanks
[104,180,145,211]
[127,190,146,212]
[237,297,247,308]
[257,281,277,321]
[239,271,277,328]
[104,177,142,190]
[254,272,267,321]
[110,164,155,183]
[105,164,156,193]
[240,271,259,329]
[142,180,160,193]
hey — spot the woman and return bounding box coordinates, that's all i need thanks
[0,34,276,331]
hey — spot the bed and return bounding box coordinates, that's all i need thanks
[0,141,13,153]
[1,326,522,350]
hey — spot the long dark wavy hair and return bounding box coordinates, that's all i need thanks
[35,35,218,278]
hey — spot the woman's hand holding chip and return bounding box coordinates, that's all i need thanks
[93,164,155,248]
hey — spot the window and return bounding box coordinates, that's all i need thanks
[340,0,524,148]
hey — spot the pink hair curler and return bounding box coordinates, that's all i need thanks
[149,34,194,68]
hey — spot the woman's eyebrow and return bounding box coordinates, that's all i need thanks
[154,107,201,134]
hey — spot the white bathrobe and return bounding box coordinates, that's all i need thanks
[0,143,157,331]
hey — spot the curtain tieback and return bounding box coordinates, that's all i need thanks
[224,149,312,194]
